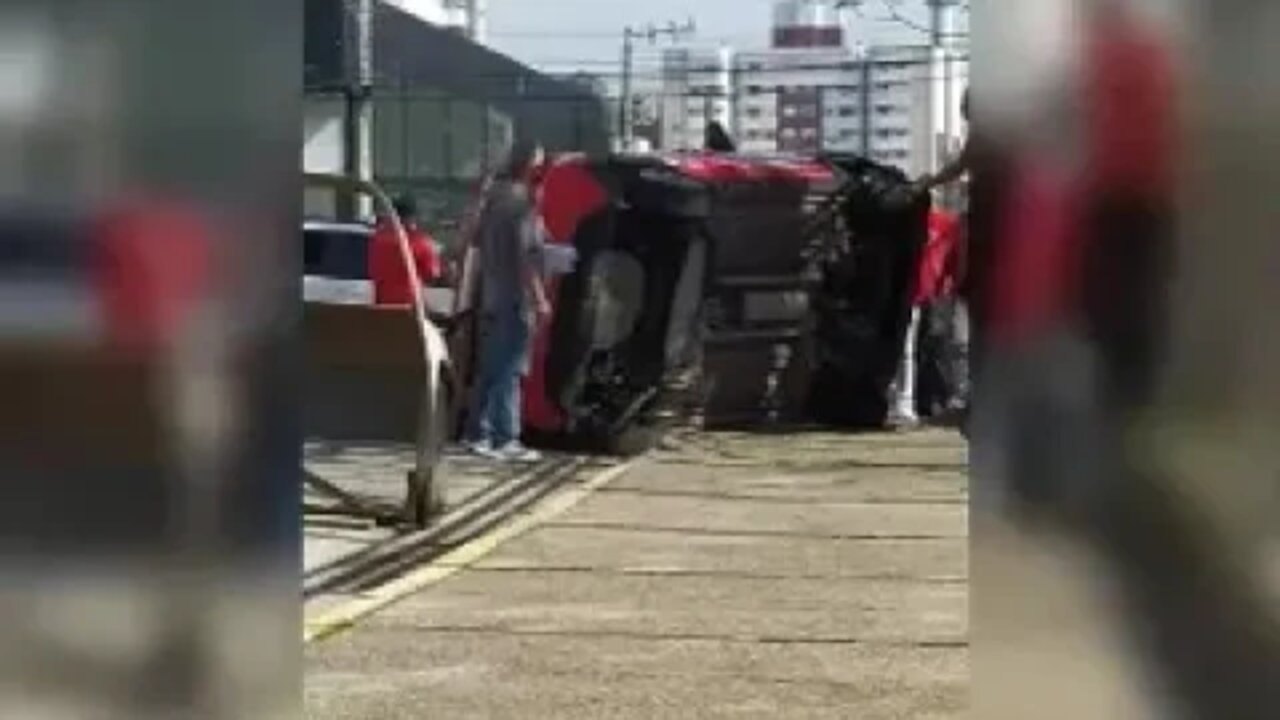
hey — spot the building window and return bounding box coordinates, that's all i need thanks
[838,105,857,118]
[747,85,763,96]
[745,107,763,119]
[780,128,797,139]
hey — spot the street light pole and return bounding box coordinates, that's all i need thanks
[619,18,695,152]
[619,27,636,145]
[927,0,961,175]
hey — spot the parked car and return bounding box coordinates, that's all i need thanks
[303,219,456,314]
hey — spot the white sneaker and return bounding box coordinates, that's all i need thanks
[887,410,921,431]
[495,442,542,463]
[467,440,502,459]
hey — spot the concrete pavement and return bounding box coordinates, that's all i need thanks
[305,428,969,718]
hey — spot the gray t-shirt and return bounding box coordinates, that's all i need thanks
[475,180,544,317]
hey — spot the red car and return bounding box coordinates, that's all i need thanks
[520,151,927,450]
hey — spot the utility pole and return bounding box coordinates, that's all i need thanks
[619,18,695,152]
[927,0,960,175]
[341,0,374,220]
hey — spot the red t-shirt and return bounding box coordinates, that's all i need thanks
[368,220,440,306]
[913,209,961,305]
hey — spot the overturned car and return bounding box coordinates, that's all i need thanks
[511,151,928,453]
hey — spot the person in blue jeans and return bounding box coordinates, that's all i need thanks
[465,139,551,462]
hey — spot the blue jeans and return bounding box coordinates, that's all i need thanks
[466,309,532,447]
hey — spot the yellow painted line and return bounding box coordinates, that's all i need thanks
[304,459,639,644]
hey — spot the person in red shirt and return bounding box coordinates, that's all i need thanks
[888,207,963,428]
[368,195,441,306]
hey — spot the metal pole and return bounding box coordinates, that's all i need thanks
[928,0,958,176]
[619,19,695,152]
[859,59,871,156]
[341,0,374,220]
[400,72,410,181]
[928,0,942,174]
[729,61,741,141]
[619,28,635,149]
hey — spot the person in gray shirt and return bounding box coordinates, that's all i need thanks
[464,140,551,462]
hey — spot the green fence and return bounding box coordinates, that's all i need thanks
[368,85,608,250]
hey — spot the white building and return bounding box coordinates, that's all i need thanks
[659,46,735,152]
[862,44,934,174]
[381,0,487,43]
[658,0,966,177]
[733,45,859,157]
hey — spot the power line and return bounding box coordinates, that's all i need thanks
[305,75,971,101]
[873,0,969,39]
[427,53,970,76]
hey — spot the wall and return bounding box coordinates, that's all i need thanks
[302,96,345,217]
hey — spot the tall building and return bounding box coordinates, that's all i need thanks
[771,0,845,49]
[733,45,858,156]
[861,44,934,173]
[659,46,735,152]
[659,0,965,177]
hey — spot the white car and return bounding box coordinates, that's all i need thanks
[303,219,456,313]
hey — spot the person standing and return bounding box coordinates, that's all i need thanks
[464,140,552,462]
[888,205,965,428]
[912,88,984,431]
[368,195,441,306]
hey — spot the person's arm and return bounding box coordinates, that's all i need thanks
[410,230,441,284]
[520,210,551,322]
[918,137,973,192]
[454,178,494,316]
[459,175,494,248]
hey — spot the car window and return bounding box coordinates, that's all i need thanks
[303,228,369,280]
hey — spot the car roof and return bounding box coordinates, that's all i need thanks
[303,219,373,235]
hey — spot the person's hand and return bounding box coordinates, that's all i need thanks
[886,179,925,209]
[534,296,553,326]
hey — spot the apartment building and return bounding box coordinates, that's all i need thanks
[659,0,964,176]
[659,46,735,152]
